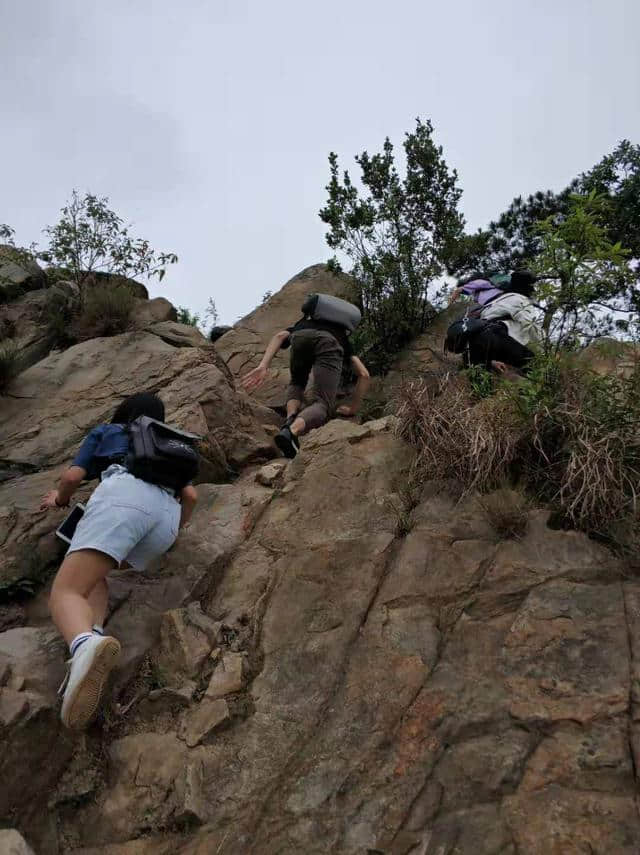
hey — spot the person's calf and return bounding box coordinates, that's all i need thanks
[49,550,116,645]
[286,398,302,419]
[289,416,306,436]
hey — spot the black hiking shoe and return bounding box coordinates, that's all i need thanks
[275,426,300,459]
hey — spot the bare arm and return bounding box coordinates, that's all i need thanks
[41,465,87,510]
[448,286,463,305]
[337,357,370,417]
[179,484,198,529]
[242,330,290,391]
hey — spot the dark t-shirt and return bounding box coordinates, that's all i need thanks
[281,319,354,360]
[72,423,129,480]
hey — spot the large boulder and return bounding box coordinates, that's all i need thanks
[81,272,149,300]
[0,281,79,373]
[146,320,210,349]
[215,263,356,408]
[0,245,46,302]
[0,330,278,472]
[130,296,177,327]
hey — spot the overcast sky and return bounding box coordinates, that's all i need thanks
[2,0,639,325]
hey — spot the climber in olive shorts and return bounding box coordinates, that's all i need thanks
[242,295,370,458]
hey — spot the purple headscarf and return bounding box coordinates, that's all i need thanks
[460,279,503,305]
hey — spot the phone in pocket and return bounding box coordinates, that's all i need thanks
[55,503,85,545]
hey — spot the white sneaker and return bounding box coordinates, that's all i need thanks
[59,635,121,730]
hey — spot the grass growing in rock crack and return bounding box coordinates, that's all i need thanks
[0,341,19,392]
[386,468,422,537]
[479,488,530,540]
[395,352,640,549]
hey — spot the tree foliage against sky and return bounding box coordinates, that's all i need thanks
[533,192,634,348]
[38,191,178,286]
[450,140,640,280]
[320,118,464,372]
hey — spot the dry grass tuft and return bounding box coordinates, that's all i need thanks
[0,340,19,392]
[396,374,524,496]
[479,488,530,540]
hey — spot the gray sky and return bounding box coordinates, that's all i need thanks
[2,0,639,325]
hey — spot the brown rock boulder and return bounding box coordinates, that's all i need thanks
[0,281,79,373]
[0,245,46,301]
[0,330,278,473]
[130,296,177,327]
[215,263,356,407]
[1,354,639,854]
[88,734,201,842]
[146,320,209,348]
[81,272,149,300]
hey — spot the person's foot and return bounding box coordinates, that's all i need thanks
[59,634,121,730]
[275,426,300,459]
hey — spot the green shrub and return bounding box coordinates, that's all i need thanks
[74,285,135,339]
[0,341,19,391]
[464,364,495,400]
[176,306,200,327]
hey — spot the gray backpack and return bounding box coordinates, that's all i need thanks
[301,293,361,333]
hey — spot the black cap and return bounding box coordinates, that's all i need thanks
[509,269,537,297]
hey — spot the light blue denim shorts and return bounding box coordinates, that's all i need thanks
[67,465,181,570]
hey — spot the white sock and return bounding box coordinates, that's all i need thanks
[69,632,93,657]
[92,624,104,636]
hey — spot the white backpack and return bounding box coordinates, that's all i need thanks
[301,293,361,333]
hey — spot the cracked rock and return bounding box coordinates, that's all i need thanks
[179,698,230,747]
[157,604,221,681]
[205,652,244,699]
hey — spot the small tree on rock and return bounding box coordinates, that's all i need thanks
[39,191,178,286]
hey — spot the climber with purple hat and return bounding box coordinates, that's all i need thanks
[445,270,541,374]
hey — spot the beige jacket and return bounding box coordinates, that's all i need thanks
[480,293,541,346]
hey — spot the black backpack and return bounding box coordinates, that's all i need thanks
[444,286,512,355]
[126,416,200,491]
[444,315,492,354]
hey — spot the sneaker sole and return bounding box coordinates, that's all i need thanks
[63,637,121,730]
[275,433,298,459]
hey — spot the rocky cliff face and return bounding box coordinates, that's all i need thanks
[1,267,639,854]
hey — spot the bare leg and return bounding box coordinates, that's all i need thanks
[87,578,109,628]
[286,398,302,418]
[49,550,117,645]
[290,416,307,436]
